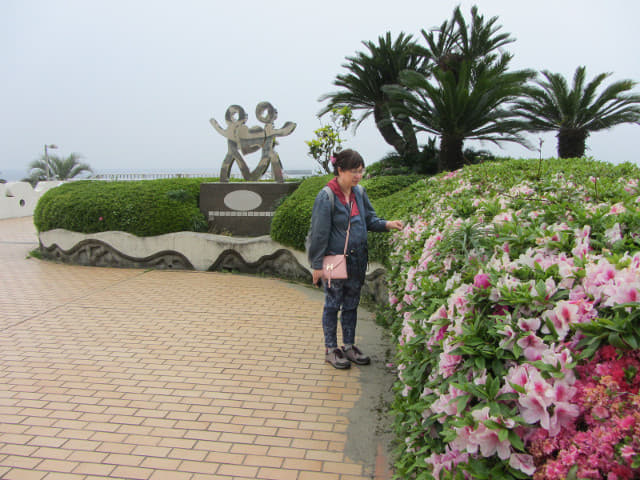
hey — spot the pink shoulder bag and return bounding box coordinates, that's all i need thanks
[322,217,350,287]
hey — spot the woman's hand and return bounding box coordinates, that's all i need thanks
[386,220,404,231]
[312,269,324,287]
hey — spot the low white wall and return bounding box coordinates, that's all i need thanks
[39,229,310,271]
[0,181,63,220]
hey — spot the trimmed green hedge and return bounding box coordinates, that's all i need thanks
[269,174,424,263]
[33,178,216,236]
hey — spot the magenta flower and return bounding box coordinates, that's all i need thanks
[621,445,635,461]
[473,272,491,289]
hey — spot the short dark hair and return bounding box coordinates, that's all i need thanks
[333,149,364,176]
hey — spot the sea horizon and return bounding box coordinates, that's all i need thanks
[1,167,315,182]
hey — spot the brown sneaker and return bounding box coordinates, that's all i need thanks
[325,348,351,369]
[343,345,370,365]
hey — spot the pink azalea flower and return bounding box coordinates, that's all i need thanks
[623,178,638,193]
[429,305,448,321]
[438,338,462,378]
[473,273,491,289]
[604,223,623,244]
[399,323,415,346]
[548,401,580,436]
[494,212,514,224]
[591,405,609,419]
[605,283,640,306]
[509,453,536,475]
[498,324,516,351]
[505,364,529,390]
[609,202,627,215]
[517,333,546,361]
[616,415,635,430]
[543,301,580,340]
[551,380,576,403]
[431,384,466,420]
[467,408,512,460]
[451,425,474,452]
[620,445,635,461]
[519,392,551,430]
[517,317,541,332]
[474,426,512,460]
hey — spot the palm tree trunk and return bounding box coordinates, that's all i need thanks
[557,128,588,159]
[374,104,408,155]
[394,112,419,156]
[439,135,464,171]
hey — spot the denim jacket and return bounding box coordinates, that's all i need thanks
[307,184,388,271]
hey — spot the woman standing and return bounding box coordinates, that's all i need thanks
[307,149,403,369]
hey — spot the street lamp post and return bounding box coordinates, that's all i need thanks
[44,144,58,180]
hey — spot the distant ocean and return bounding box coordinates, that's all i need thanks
[0,169,26,182]
[1,168,314,182]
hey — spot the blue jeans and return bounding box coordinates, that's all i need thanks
[322,276,363,349]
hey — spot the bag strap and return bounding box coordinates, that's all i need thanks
[323,184,354,256]
[343,216,351,255]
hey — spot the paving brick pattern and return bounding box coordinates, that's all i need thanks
[0,217,393,480]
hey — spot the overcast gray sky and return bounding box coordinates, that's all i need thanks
[2,0,640,180]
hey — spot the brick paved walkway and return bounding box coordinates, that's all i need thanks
[0,217,394,480]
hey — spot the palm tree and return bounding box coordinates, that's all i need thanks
[27,153,93,181]
[318,32,428,158]
[385,6,534,171]
[515,66,640,158]
[421,5,514,81]
[386,61,533,171]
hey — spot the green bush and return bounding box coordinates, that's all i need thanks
[361,174,423,200]
[33,178,216,236]
[270,175,332,251]
[270,174,425,261]
[367,178,430,265]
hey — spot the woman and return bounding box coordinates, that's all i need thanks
[307,149,403,369]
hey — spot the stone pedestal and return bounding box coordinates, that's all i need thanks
[199,182,299,236]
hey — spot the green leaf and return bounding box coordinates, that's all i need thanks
[623,333,639,349]
[508,381,525,394]
[508,429,525,451]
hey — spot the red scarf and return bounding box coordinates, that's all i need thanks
[327,178,360,217]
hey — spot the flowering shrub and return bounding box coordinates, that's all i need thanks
[529,345,640,479]
[386,159,640,479]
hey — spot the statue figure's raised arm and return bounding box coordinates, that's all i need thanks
[209,118,228,138]
[273,121,296,137]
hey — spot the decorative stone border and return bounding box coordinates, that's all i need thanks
[0,181,63,220]
[39,229,388,303]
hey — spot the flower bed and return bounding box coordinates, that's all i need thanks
[386,159,640,479]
